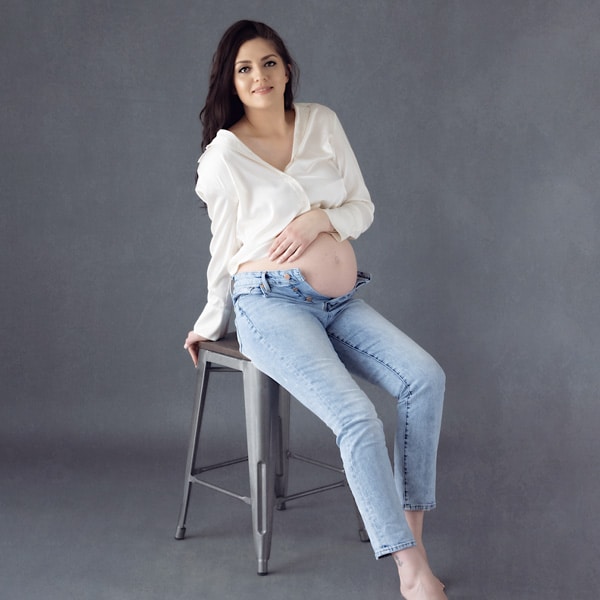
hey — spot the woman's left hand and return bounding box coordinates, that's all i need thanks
[269,209,333,263]
[184,331,208,367]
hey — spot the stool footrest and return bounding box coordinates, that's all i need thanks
[288,451,344,474]
[277,479,346,506]
[191,456,248,476]
[188,451,347,509]
[190,475,252,505]
[275,451,347,506]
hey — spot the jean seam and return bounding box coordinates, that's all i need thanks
[404,394,411,505]
[328,332,416,506]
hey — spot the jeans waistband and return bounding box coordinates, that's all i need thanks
[231,268,371,301]
[233,268,307,290]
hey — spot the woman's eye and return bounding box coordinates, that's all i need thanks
[265,60,276,67]
[238,66,250,74]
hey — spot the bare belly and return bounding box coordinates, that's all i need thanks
[237,232,358,298]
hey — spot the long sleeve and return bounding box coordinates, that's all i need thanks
[321,110,374,240]
[192,154,240,341]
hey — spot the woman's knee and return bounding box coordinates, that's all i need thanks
[426,357,446,393]
[409,353,445,401]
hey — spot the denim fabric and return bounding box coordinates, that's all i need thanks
[231,269,445,558]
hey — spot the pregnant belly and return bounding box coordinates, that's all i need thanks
[237,232,358,298]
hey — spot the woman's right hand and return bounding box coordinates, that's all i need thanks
[268,208,334,263]
[184,331,208,367]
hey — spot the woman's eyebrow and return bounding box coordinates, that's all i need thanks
[235,54,278,66]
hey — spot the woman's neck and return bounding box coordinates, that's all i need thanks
[240,106,293,139]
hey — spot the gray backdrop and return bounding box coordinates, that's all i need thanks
[2,1,599,598]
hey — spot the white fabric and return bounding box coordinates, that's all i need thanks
[193,102,374,340]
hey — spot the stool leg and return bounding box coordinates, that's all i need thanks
[275,388,291,509]
[243,365,279,575]
[175,355,211,540]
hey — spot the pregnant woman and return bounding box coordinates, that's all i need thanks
[184,20,447,600]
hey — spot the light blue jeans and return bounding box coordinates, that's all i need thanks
[231,269,445,558]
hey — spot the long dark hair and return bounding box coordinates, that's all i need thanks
[199,20,299,150]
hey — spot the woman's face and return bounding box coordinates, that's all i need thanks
[232,37,289,111]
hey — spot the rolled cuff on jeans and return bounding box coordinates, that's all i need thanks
[374,539,417,560]
[403,502,436,511]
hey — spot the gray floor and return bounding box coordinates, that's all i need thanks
[1,404,595,600]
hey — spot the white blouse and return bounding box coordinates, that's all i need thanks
[193,102,374,340]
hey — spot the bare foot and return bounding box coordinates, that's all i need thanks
[400,578,448,600]
[394,548,447,600]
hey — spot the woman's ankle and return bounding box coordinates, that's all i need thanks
[393,547,447,596]
[393,546,427,588]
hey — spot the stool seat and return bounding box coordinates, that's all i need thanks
[174,331,368,575]
[199,331,247,360]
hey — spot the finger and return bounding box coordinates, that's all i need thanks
[270,240,291,261]
[269,233,284,249]
[287,244,305,260]
[283,245,304,262]
[278,243,302,263]
[187,345,199,367]
[276,243,295,262]
[271,246,290,261]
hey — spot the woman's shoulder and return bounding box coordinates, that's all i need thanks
[196,132,243,197]
[295,103,341,141]
[296,102,338,122]
[199,130,237,158]
[197,131,238,173]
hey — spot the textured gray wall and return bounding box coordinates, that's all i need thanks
[2,1,599,596]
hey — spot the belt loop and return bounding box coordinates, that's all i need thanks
[260,272,271,295]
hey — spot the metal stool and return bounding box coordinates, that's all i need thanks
[174,332,368,575]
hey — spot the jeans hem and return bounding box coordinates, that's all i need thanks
[403,502,436,511]
[374,540,417,559]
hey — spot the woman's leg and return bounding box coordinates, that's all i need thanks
[404,510,425,555]
[326,298,446,597]
[327,298,445,515]
[233,284,416,556]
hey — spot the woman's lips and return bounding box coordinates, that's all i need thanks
[252,86,273,94]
